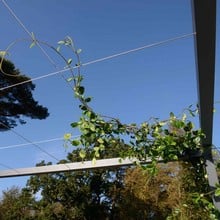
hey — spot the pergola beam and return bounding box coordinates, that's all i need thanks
[191,0,219,209]
[192,0,216,147]
[0,157,158,178]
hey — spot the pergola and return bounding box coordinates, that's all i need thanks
[0,0,219,209]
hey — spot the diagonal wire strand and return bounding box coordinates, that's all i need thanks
[1,0,71,170]
[0,122,70,169]
[1,0,58,68]
[1,0,76,92]
[0,163,20,173]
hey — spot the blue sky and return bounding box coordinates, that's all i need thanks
[0,0,219,193]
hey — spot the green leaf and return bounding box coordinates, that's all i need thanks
[67,77,74,82]
[78,86,85,95]
[94,147,99,152]
[85,97,92,103]
[56,45,61,52]
[215,188,220,197]
[31,32,36,40]
[29,41,36,48]
[170,112,175,118]
[92,157,96,165]
[64,133,71,140]
[158,121,166,126]
[30,32,36,48]
[58,40,65,45]
[90,124,96,132]
[95,151,100,158]
[76,49,82,54]
[72,139,80,146]
[67,58,72,65]
[99,144,105,151]
[0,51,8,56]
[77,75,84,82]
[71,122,79,128]
[79,149,86,159]
[85,111,96,120]
[80,105,88,111]
[97,138,104,144]
[182,113,187,121]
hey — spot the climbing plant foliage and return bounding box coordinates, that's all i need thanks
[1,35,220,219]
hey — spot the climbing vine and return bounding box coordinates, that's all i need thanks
[1,35,220,219]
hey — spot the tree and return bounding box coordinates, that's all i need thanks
[0,186,35,220]
[117,162,218,220]
[0,57,49,131]
[24,145,128,220]
[1,36,219,219]
[4,160,216,219]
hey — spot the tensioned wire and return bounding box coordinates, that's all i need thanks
[1,0,57,68]
[0,32,196,91]
[0,162,19,173]
[0,0,195,172]
[0,135,80,150]
[0,122,59,162]
[1,0,195,93]
[1,0,72,170]
[0,122,71,170]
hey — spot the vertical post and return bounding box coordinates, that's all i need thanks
[191,0,220,210]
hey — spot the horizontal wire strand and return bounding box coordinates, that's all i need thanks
[1,0,76,93]
[0,135,80,150]
[1,0,74,171]
[0,0,196,174]
[0,32,196,92]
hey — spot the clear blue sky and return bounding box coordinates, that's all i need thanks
[0,0,219,193]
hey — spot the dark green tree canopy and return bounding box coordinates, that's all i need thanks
[0,58,49,131]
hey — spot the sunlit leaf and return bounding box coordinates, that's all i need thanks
[94,147,99,152]
[67,58,72,65]
[76,49,82,54]
[215,188,220,197]
[64,133,71,140]
[58,40,65,45]
[67,77,74,82]
[99,144,105,151]
[182,113,187,121]
[79,149,86,159]
[97,138,104,144]
[29,41,36,48]
[31,32,36,40]
[92,157,96,165]
[56,45,61,52]
[0,51,8,56]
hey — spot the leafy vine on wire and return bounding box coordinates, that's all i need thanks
[1,35,220,218]
[0,35,206,166]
